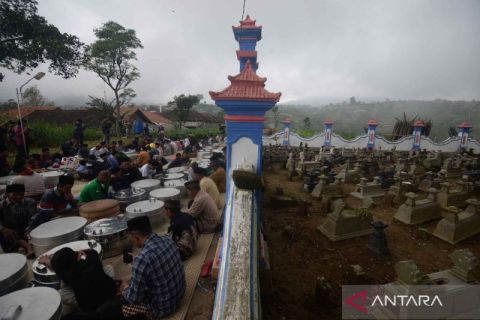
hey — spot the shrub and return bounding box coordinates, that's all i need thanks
[165,127,220,140]
[295,129,316,138]
[29,122,102,148]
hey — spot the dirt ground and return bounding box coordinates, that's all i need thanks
[260,164,480,320]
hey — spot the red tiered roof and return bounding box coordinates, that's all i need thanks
[414,120,425,127]
[367,119,379,126]
[283,117,291,124]
[209,60,281,102]
[236,50,257,59]
[233,15,262,29]
[324,117,334,125]
[457,121,472,129]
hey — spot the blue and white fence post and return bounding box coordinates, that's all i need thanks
[412,120,425,150]
[457,121,473,150]
[366,119,379,150]
[282,117,291,146]
[323,118,333,148]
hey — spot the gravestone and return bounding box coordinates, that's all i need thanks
[394,188,441,225]
[432,199,480,244]
[317,198,373,241]
[350,177,384,200]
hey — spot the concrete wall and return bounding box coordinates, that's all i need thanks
[263,131,480,153]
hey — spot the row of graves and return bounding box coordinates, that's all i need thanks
[262,144,480,317]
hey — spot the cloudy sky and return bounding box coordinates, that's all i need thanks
[1,0,479,106]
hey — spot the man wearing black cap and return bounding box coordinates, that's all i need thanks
[192,165,222,209]
[0,183,37,254]
[165,199,198,260]
[184,180,220,234]
[121,216,185,319]
[39,174,77,217]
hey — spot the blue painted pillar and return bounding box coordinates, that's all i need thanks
[209,15,281,320]
[282,117,291,146]
[367,119,379,150]
[233,15,261,72]
[323,118,333,147]
[457,121,473,150]
[412,120,425,150]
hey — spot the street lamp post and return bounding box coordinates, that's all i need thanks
[15,72,45,158]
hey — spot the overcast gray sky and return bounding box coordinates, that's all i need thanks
[1,0,479,106]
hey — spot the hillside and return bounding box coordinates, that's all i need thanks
[264,99,480,141]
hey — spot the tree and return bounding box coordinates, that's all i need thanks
[303,117,311,130]
[22,85,53,106]
[0,99,17,111]
[448,127,458,137]
[86,95,116,120]
[350,96,356,105]
[0,0,83,82]
[83,21,143,135]
[271,105,280,130]
[171,94,200,129]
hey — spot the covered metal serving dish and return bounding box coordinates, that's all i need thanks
[113,188,147,212]
[0,287,62,320]
[0,253,29,297]
[84,217,129,258]
[149,187,181,201]
[30,217,87,257]
[126,199,166,229]
[131,179,161,193]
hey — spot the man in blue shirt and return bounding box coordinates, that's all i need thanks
[121,216,185,319]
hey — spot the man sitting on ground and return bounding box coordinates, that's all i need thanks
[39,147,53,168]
[0,184,37,256]
[165,199,198,260]
[39,174,77,217]
[62,139,77,157]
[99,151,119,170]
[184,180,220,234]
[79,170,110,203]
[90,142,108,159]
[167,153,187,170]
[193,166,222,209]
[209,160,226,194]
[38,247,116,317]
[139,159,156,178]
[136,146,150,167]
[111,156,142,191]
[11,161,45,201]
[121,216,185,319]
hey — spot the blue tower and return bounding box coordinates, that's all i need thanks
[233,15,261,72]
[209,15,281,319]
[323,118,333,148]
[282,117,291,146]
[457,121,473,150]
[412,120,425,150]
[367,119,379,150]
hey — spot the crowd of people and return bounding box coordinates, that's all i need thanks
[0,117,228,319]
